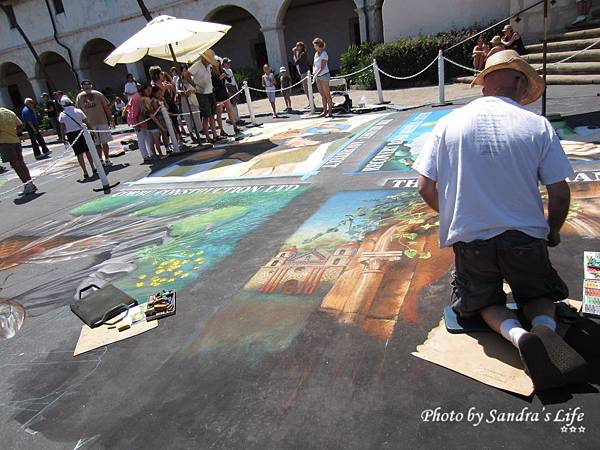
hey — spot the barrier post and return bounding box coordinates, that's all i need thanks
[160,102,180,153]
[81,124,119,192]
[433,49,451,107]
[373,59,385,104]
[243,81,259,126]
[307,74,315,114]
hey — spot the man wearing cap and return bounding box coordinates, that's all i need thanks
[413,50,588,391]
[75,80,114,166]
[501,24,526,55]
[42,92,61,142]
[0,106,37,195]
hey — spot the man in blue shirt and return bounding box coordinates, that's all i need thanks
[21,98,51,160]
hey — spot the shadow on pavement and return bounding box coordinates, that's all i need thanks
[13,192,44,205]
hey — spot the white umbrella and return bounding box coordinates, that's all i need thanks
[104,15,231,66]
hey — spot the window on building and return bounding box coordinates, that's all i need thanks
[339,249,345,255]
[4,5,17,29]
[53,0,65,14]
[333,258,341,265]
[271,260,279,267]
[279,253,286,257]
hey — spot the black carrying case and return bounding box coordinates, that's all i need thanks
[71,284,138,328]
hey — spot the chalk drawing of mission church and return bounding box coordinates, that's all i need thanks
[246,243,360,296]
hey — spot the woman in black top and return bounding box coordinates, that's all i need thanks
[211,57,240,137]
[501,25,526,55]
[293,41,311,103]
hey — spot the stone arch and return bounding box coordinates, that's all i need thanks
[79,38,128,96]
[0,62,35,110]
[36,51,78,93]
[205,5,267,69]
[278,0,361,72]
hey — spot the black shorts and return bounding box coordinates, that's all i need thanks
[0,142,23,163]
[214,87,229,102]
[196,93,216,118]
[66,130,88,155]
[451,230,569,317]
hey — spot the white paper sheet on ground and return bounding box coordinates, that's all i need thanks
[74,320,157,356]
[412,318,535,396]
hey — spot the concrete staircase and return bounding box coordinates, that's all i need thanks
[456,9,600,85]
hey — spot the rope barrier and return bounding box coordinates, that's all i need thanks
[247,75,311,94]
[542,37,600,67]
[443,56,481,74]
[331,63,375,80]
[376,56,439,80]
[0,129,84,199]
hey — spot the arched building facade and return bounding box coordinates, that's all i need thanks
[0,0,384,110]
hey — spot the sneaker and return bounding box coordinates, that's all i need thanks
[106,159,113,166]
[19,182,38,196]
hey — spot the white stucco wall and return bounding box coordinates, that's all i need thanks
[383,0,511,42]
[510,0,579,41]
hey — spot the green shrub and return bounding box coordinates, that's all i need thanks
[34,104,50,130]
[234,67,266,102]
[340,23,505,89]
[340,42,377,87]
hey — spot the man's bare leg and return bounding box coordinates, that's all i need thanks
[480,301,587,390]
[102,143,110,163]
[10,159,32,183]
[480,304,528,347]
[523,297,557,331]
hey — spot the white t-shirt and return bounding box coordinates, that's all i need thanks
[124,81,138,99]
[412,96,574,248]
[58,106,86,133]
[313,50,329,76]
[189,61,213,94]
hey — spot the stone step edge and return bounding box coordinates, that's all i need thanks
[454,75,600,85]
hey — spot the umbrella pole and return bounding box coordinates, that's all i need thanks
[169,44,202,144]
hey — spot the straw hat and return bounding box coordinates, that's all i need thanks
[201,48,219,68]
[502,24,513,33]
[490,35,502,46]
[471,49,544,105]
